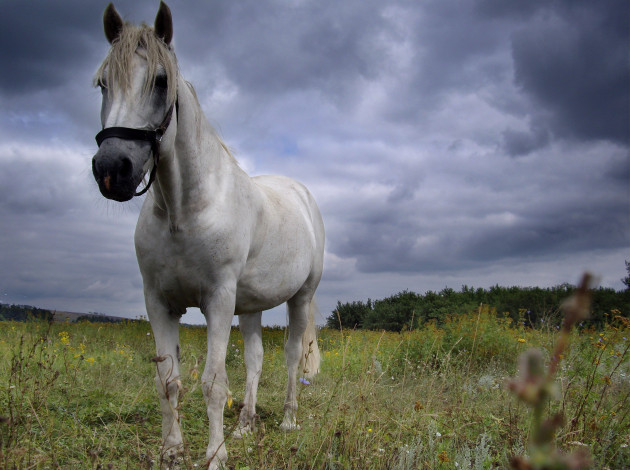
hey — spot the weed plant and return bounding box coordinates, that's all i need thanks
[0,305,627,469]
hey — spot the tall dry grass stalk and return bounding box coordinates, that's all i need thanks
[508,273,593,470]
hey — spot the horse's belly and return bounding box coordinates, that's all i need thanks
[234,256,312,314]
[234,281,300,314]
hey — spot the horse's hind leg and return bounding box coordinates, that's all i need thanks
[280,294,312,431]
[233,312,263,438]
[146,294,184,460]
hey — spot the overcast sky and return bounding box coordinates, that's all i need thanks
[1,0,628,325]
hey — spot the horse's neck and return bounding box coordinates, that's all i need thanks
[152,78,241,227]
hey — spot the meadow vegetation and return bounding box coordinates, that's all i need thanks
[0,304,628,469]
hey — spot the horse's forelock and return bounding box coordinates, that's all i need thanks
[95,23,178,107]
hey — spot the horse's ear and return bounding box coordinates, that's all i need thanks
[103,3,124,44]
[154,1,173,45]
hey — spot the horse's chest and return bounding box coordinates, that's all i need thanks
[136,227,234,306]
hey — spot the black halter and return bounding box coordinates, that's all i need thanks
[95,99,176,197]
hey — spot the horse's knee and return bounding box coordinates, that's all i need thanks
[155,374,181,402]
[201,371,228,402]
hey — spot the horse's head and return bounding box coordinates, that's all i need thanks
[92,2,178,202]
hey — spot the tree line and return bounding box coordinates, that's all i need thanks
[0,304,54,322]
[326,283,630,331]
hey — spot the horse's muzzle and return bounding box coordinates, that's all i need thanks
[92,140,151,202]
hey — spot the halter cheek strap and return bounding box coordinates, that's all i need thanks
[95,99,176,197]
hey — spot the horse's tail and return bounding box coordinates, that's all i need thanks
[300,298,321,378]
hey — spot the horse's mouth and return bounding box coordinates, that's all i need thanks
[92,143,152,201]
[94,169,137,202]
[97,180,135,202]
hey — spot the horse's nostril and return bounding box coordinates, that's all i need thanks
[119,157,133,178]
[92,157,98,176]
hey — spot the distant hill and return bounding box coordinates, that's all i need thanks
[0,303,129,323]
[53,310,90,322]
[54,311,128,323]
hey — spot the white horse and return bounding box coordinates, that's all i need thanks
[91,3,324,468]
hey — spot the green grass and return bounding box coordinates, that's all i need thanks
[0,309,628,469]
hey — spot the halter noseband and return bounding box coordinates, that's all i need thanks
[95,99,176,197]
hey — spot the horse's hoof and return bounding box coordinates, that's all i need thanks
[162,460,182,469]
[161,453,183,469]
[232,423,252,439]
[206,462,226,470]
[205,446,228,470]
[206,459,229,470]
[279,420,301,432]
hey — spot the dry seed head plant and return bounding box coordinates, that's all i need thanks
[508,273,595,469]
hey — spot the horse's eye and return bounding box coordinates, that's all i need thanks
[154,75,168,90]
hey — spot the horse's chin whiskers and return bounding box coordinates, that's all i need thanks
[93,192,141,217]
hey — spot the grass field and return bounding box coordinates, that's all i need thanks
[0,307,628,469]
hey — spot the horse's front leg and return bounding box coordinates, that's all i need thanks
[233,312,263,438]
[201,286,236,469]
[146,293,184,461]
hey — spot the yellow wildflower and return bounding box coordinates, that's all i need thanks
[59,331,70,346]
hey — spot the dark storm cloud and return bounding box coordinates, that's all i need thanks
[322,136,629,275]
[164,0,400,119]
[369,1,517,126]
[501,123,550,157]
[0,1,98,93]
[0,1,627,322]
[205,1,384,95]
[510,0,629,146]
